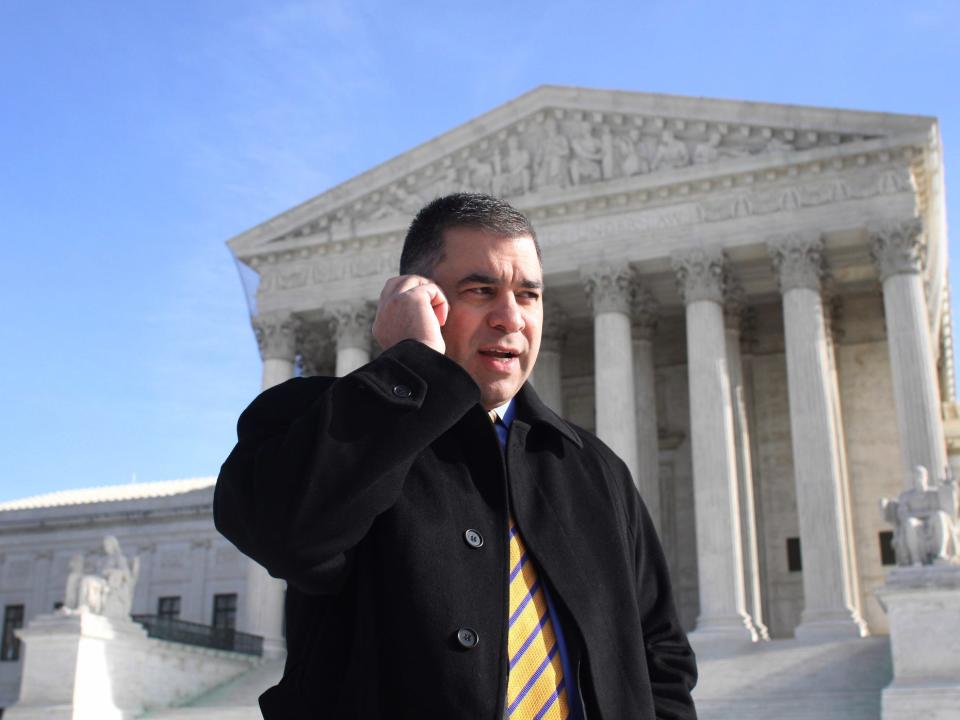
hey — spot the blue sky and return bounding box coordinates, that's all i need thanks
[1,0,958,502]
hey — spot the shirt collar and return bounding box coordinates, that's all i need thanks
[490,398,515,429]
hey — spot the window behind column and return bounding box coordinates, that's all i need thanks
[157,596,181,620]
[212,593,237,630]
[1,604,24,661]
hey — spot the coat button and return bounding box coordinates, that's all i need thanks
[464,529,484,548]
[392,384,413,398]
[456,627,479,649]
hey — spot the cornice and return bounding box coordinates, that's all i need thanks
[0,503,214,536]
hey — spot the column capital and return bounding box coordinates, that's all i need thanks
[768,232,826,293]
[671,247,726,304]
[582,263,636,315]
[632,287,660,340]
[868,217,925,280]
[332,301,377,352]
[252,311,300,361]
[541,301,568,353]
[296,320,334,377]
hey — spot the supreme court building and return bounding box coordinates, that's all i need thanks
[228,85,956,656]
[2,86,956,716]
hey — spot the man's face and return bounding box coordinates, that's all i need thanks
[430,226,543,410]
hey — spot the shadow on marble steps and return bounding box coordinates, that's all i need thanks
[142,636,891,720]
[693,635,891,720]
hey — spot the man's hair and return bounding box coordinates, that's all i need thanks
[399,193,540,276]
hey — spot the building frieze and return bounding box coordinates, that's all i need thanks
[243,145,916,290]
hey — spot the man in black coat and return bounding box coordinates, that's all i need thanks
[214,193,697,718]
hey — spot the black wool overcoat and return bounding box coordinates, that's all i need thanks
[214,340,698,719]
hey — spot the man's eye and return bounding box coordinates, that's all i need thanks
[468,287,495,295]
[520,292,541,301]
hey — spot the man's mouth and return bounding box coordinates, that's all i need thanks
[479,348,520,359]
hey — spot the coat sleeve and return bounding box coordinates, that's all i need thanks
[630,485,699,718]
[213,340,480,594]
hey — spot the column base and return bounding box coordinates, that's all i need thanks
[883,685,960,720]
[689,613,760,652]
[794,609,868,642]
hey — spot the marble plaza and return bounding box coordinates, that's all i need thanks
[1,86,957,718]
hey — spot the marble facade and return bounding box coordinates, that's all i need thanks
[226,86,956,653]
[1,86,956,717]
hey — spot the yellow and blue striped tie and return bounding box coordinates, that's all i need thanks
[506,516,569,719]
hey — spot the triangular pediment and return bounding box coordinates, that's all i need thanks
[228,85,935,256]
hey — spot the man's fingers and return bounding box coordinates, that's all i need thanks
[414,282,449,327]
[379,274,428,301]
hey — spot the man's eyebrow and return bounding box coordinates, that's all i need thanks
[457,273,544,290]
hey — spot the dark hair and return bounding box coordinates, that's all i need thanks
[399,193,540,276]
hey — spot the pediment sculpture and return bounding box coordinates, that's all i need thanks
[62,535,141,619]
[271,106,872,244]
[880,466,960,566]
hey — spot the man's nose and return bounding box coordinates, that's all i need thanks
[489,293,525,333]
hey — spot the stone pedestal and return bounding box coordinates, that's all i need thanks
[876,566,960,720]
[8,612,149,720]
[7,611,257,719]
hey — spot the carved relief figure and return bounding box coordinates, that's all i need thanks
[370,185,424,220]
[762,137,794,154]
[497,136,532,197]
[569,121,604,186]
[616,129,651,176]
[652,130,690,170]
[692,131,722,165]
[535,117,571,189]
[881,466,960,566]
[467,156,495,195]
[600,126,615,180]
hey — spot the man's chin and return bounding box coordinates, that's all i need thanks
[478,381,523,410]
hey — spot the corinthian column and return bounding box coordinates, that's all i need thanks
[531,302,567,413]
[769,233,866,639]
[252,312,300,390]
[632,287,661,533]
[249,311,299,658]
[869,218,948,485]
[332,301,376,376]
[724,283,768,640]
[671,248,756,642]
[582,263,640,485]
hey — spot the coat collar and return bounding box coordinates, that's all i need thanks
[512,382,584,449]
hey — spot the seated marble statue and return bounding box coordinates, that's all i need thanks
[61,536,140,618]
[880,466,960,566]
